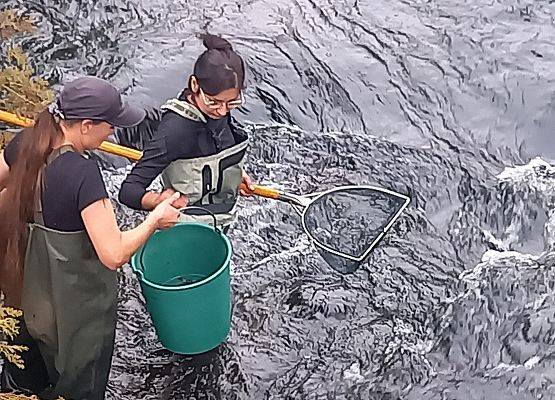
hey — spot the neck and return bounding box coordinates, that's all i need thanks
[56,127,84,153]
[187,93,199,109]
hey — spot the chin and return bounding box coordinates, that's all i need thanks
[207,113,226,120]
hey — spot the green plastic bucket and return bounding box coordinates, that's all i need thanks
[130,209,232,354]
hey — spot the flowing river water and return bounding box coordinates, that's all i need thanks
[2,0,555,398]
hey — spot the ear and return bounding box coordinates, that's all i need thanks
[80,119,95,134]
[189,75,199,93]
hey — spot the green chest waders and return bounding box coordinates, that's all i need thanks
[20,147,118,400]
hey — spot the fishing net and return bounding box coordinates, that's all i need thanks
[301,186,409,273]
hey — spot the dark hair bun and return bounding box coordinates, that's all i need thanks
[201,34,232,51]
[193,34,245,94]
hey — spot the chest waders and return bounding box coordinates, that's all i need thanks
[160,99,249,228]
[21,147,118,400]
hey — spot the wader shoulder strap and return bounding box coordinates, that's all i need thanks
[161,98,207,123]
[33,145,76,225]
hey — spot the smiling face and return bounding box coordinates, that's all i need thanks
[189,76,242,120]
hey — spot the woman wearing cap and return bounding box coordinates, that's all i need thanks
[119,34,251,228]
[0,76,183,399]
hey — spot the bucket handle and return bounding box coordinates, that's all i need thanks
[179,206,221,233]
[133,206,221,277]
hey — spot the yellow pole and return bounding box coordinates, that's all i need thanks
[0,110,34,127]
[98,141,142,161]
[0,110,143,161]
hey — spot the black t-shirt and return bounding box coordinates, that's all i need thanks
[3,134,109,232]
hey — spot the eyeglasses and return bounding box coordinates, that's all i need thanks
[199,88,244,110]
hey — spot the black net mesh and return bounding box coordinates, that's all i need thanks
[303,187,408,273]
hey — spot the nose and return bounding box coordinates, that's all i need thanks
[215,103,229,117]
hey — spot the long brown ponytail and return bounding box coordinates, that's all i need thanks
[0,110,62,306]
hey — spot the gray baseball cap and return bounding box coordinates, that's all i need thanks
[54,76,146,128]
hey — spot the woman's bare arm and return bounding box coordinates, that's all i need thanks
[81,192,181,269]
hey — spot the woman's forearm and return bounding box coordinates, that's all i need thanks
[83,199,157,269]
[115,214,159,267]
[83,196,179,270]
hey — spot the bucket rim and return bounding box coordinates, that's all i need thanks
[130,222,232,291]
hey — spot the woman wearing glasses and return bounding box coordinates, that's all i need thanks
[119,34,251,228]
